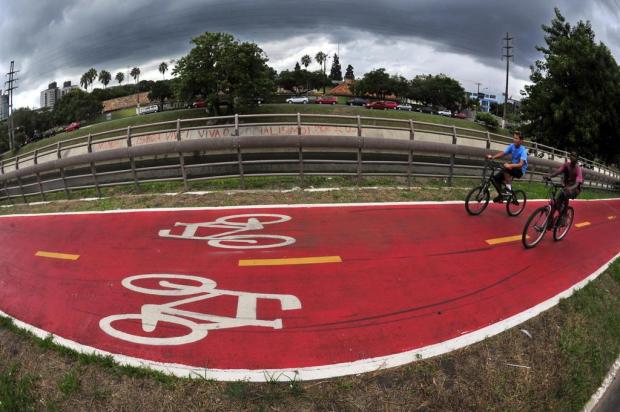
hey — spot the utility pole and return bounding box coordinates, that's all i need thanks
[5,61,19,151]
[501,32,513,128]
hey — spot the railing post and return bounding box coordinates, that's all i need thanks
[87,133,102,197]
[57,142,70,198]
[176,119,189,191]
[234,113,239,137]
[14,155,26,203]
[33,149,46,201]
[407,120,415,188]
[528,142,538,186]
[298,137,304,187]
[448,126,457,186]
[357,115,362,137]
[485,131,491,149]
[237,141,245,190]
[297,113,302,136]
[127,126,140,191]
[0,160,10,204]
[356,136,363,186]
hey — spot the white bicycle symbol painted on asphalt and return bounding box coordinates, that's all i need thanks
[158,214,296,249]
[99,274,302,346]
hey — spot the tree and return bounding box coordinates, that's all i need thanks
[278,69,330,95]
[115,72,125,85]
[80,73,89,90]
[345,64,355,80]
[54,89,102,124]
[148,81,173,111]
[98,70,111,88]
[409,74,465,111]
[300,54,312,69]
[159,62,168,80]
[315,51,328,93]
[355,68,394,99]
[329,54,342,81]
[294,62,301,72]
[80,68,98,91]
[521,8,620,164]
[130,67,141,84]
[172,32,275,114]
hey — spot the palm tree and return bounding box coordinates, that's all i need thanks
[115,72,125,85]
[315,52,328,93]
[80,73,89,90]
[158,62,168,80]
[86,68,97,89]
[315,52,327,73]
[301,54,312,69]
[98,70,111,88]
[130,67,141,84]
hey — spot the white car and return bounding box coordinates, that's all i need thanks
[136,105,160,115]
[286,96,309,104]
[396,104,413,111]
[438,109,452,117]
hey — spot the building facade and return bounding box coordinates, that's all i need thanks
[467,92,499,113]
[40,82,60,109]
[0,91,8,121]
[61,81,79,97]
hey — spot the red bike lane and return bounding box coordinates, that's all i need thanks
[0,199,618,381]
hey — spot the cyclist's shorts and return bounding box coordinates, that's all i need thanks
[506,168,523,178]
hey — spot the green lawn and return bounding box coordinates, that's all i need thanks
[7,104,506,158]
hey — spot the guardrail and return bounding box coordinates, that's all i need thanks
[0,114,618,203]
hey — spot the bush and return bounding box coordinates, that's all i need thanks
[475,112,499,129]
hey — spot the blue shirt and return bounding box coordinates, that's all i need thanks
[504,144,528,174]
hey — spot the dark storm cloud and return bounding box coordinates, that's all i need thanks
[0,0,618,98]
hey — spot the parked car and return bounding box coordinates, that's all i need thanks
[192,99,206,108]
[286,96,309,104]
[418,106,435,114]
[347,97,368,106]
[396,103,413,111]
[315,96,338,105]
[136,105,160,115]
[438,109,452,117]
[452,112,467,119]
[64,121,81,132]
[366,101,398,110]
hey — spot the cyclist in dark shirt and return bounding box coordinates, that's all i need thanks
[544,151,583,224]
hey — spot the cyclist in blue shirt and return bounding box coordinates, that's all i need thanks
[485,131,528,203]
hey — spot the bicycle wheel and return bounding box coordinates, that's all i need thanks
[506,190,527,216]
[553,206,574,241]
[465,186,490,215]
[522,206,550,248]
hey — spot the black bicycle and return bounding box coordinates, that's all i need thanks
[521,178,575,249]
[465,160,527,216]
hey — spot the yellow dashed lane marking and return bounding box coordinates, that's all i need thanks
[35,251,80,261]
[239,256,342,267]
[485,235,526,245]
[575,221,591,228]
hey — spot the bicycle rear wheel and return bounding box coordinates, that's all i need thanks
[506,190,527,216]
[522,206,550,248]
[553,206,574,241]
[465,186,490,215]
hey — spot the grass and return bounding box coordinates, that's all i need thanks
[6,103,507,159]
[0,365,36,412]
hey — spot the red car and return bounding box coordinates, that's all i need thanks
[64,121,81,132]
[366,101,398,110]
[315,96,337,105]
[452,112,467,119]
[192,99,206,108]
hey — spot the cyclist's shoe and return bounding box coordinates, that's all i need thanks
[493,195,503,203]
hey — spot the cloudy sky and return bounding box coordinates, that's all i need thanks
[2,0,620,108]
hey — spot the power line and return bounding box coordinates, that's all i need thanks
[501,32,513,128]
[5,61,19,151]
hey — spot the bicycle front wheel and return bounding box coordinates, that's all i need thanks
[506,190,527,216]
[465,186,490,215]
[553,206,574,241]
[522,206,550,248]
